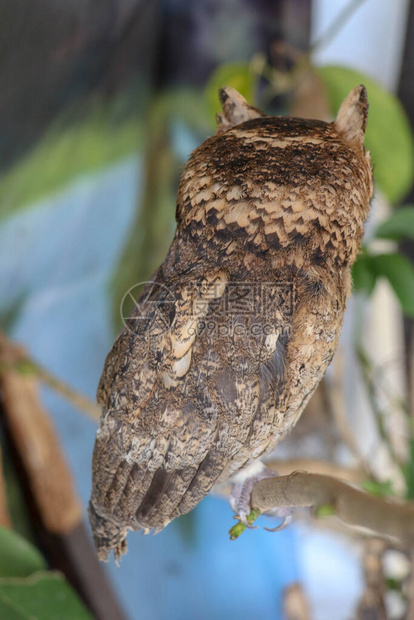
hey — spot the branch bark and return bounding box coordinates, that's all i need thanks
[251,471,414,544]
[0,362,126,619]
[0,331,100,422]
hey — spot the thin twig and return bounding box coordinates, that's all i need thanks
[0,331,100,422]
[33,362,101,422]
[358,347,405,471]
[324,361,374,477]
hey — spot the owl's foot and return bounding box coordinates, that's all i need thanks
[263,508,293,532]
[230,462,292,531]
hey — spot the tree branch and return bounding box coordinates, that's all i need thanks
[251,471,414,544]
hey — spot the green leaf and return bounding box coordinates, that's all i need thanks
[353,250,414,315]
[361,479,394,498]
[369,253,414,317]
[315,503,335,517]
[0,599,26,620]
[0,528,46,579]
[352,252,377,294]
[317,65,414,203]
[0,571,92,620]
[375,206,414,241]
[205,62,257,125]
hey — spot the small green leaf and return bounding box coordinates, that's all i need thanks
[361,479,394,498]
[386,577,401,591]
[315,503,335,517]
[205,62,257,125]
[369,253,414,317]
[0,528,46,579]
[375,206,414,241]
[0,571,92,620]
[318,65,414,203]
[403,439,414,500]
[352,252,377,294]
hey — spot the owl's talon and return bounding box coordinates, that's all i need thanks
[230,463,295,534]
[230,463,280,526]
[264,512,293,532]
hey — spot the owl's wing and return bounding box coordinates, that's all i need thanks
[90,268,290,559]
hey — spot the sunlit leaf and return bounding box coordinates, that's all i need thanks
[0,572,92,620]
[375,205,414,241]
[318,65,414,203]
[0,528,46,579]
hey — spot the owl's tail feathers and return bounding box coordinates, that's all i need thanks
[89,450,228,561]
[88,500,128,564]
[134,451,227,531]
[134,466,198,532]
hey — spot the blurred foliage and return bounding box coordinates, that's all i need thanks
[318,65,414,204]
[404,440,414,501]
[315,503,335,517]
[0,572,92,620]
[352,251,414,317]
[352,202,414,317]
[1,444,34,541]
[0,93,143,222]
[0,527,46,578]
[360,479,395,498]
[0,527,92,619]
[375,205,414,241]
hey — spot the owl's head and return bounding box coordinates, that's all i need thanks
[216,85,369,147]
[178,86,373,266]
[212,84,372,192]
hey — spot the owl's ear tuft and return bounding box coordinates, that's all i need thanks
[334,84,368,146]
[216,87,265,135]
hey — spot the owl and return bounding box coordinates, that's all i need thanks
[89,86,373,561]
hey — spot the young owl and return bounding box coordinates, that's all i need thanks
[89,86,373,561]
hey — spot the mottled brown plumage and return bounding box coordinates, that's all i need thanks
[89,86,373,561]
